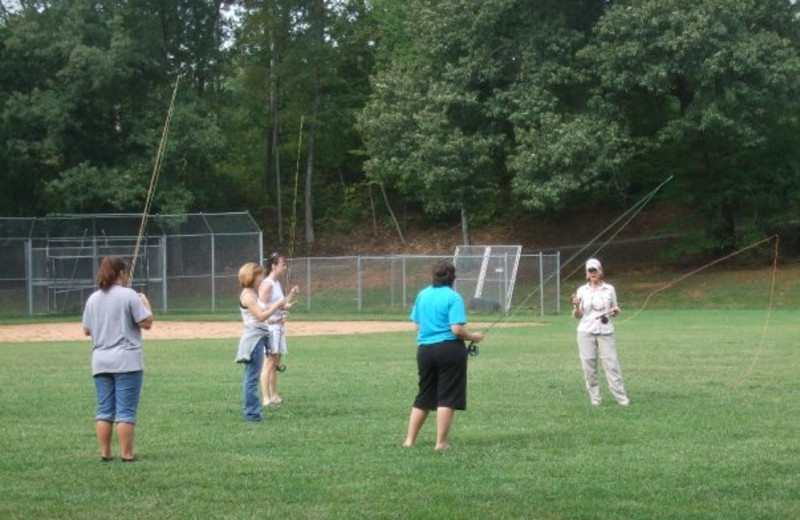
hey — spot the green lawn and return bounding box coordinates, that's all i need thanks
[1,309,798,519]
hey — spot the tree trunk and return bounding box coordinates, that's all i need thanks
[303,0,326,246]
[460,205,470,245]
[380,182,406,245]
[273,121,282,244]
[268,2,283,244]
[158,0,170,69]
[713,200,736,254]
[368,185,378,237]
[304,93,319,245]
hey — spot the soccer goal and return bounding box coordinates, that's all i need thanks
[453,245,522,313]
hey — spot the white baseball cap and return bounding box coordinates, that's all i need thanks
[585,258,602,271]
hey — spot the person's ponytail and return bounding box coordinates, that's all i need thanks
[96,257,128,290]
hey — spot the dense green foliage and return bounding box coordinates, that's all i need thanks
[2,1,800,252]
[1,310,799,518]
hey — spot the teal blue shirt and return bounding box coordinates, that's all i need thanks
[410,285,467,346]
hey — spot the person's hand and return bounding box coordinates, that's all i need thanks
[286,285,299,303]
[283,302,293,311]
[610,305,620,316]
[470,331,485,344]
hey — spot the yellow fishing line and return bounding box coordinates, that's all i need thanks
[618,234,780,389]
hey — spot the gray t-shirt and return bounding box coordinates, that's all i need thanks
[83,285,152,375]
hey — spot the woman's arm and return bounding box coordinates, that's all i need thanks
[137,293,154,330]
[609,289,622,316]
[242,290,285,321]
[571,290,583,319]
[451,324,484,343]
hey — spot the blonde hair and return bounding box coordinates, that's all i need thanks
[238,262,265,288]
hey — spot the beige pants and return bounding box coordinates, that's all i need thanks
[577,332,629,405]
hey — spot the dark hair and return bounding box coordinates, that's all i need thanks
[432,259,456,287]
[96,257,128,290]
[265,252,287,274]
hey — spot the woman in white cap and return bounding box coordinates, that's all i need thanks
[571,258,630,406]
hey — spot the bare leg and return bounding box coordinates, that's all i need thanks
[96,420,113,459]
[267,355,281,403]
[117,422,135,460]
[260,356,270,405]
[435,407,454,451]
[402,407,429,448]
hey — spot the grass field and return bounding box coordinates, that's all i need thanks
[1,308,798,519]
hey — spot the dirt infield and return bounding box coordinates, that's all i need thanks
[0,321,419,343]
[0,321,536,343]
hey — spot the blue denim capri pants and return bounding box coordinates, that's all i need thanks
[93,371,144,424]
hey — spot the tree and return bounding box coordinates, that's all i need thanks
[360,0,518,244]
[226,0,377,249]
[0,1,230,216]
[511,0,800,249]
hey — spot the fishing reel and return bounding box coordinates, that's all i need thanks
[277,363,287,373]
[466,342,479,357]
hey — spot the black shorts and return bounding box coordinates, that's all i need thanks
[413,339,468,411]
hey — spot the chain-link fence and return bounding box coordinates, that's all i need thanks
[1,211,565,318]
[286,252,561,317]
[0,212,263,316]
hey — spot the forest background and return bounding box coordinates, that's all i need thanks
[2,0,800,260]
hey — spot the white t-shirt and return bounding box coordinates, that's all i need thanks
[83,285,152,375]
[259,277,286,324]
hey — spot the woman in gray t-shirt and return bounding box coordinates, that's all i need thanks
[82,257,153,462]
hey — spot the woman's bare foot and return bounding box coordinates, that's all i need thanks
[434,443,450,452]
[401,439,414,449]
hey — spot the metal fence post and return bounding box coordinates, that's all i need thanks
[161,234,168,312]
[503,252,509,314]
[403,256,408,311]
[306,257,311,312]
[390,257,395,309]
[539,252,544,316]
[357,256,362,312]
[210,233,216,312]
[556,251,561,315]
[25,239,33,316]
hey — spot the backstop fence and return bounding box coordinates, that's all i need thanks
[0,212,263,316]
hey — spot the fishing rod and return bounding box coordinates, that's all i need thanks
[130,74,181,285]
[466,175,674,356]
[276,117,305,374]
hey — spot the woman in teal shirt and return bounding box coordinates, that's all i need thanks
[402,260,484,451]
